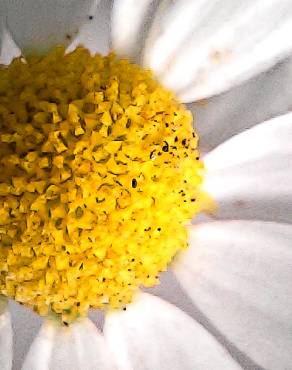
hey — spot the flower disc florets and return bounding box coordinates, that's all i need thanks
[0,47,204,321]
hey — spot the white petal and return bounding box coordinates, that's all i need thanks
[104,292,241,370]
[191,56,292,153]
[9,302,43,370]
[111,0,154,60]
[67,0,111,56]
[3,0,99,54]
[0,28,21,65]
[203,112,292,223]
[0,298,12,370]
[142,0,292,102]
[21,320,54,370]
[22,317,115,370]
[174,221,292,370]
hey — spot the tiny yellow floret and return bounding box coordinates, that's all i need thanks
[0,47,205,322]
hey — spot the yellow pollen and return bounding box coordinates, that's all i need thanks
[0,46,205,322]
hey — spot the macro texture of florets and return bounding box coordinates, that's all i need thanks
[0,47,205,321]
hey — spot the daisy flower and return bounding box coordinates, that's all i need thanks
[0,1,292,369]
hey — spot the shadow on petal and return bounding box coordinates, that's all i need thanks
[174,221,292,370]
[104,292,240,370]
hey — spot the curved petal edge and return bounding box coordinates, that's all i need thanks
[174,220,292,370]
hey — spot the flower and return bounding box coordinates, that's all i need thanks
[0,1,292,370]
[0,47,206,320]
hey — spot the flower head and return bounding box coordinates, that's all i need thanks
[0,47,206,321]
[0,1,292,370]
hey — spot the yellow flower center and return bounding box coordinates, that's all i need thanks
[0,47,206,322]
